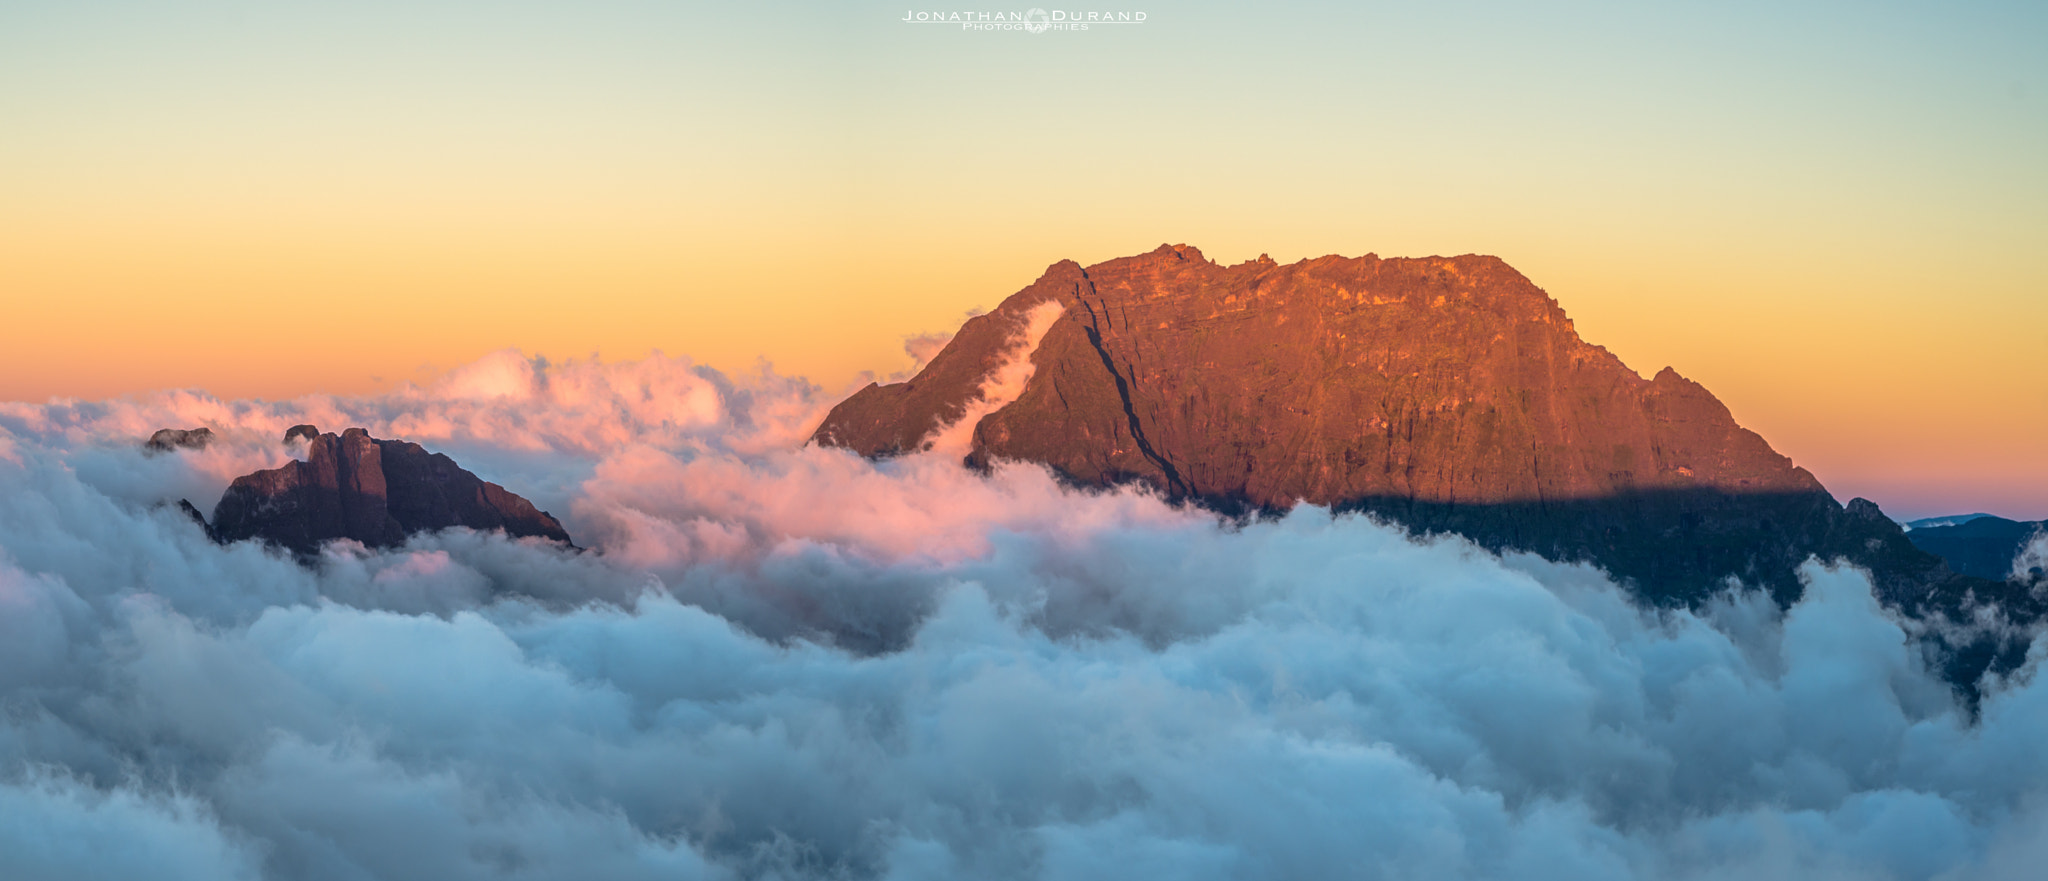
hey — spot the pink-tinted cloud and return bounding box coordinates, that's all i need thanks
[1,348,2047,880]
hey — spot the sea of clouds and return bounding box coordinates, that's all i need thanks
[3,348,2048,880]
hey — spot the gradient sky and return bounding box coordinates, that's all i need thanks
[1,0,2043,519]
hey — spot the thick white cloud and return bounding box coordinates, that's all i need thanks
[0,349,2044,880]
[0,771,262,881]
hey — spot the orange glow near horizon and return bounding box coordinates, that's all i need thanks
[2,1,2043,521]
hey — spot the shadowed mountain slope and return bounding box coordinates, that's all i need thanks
[209,428,573,555]
[1908,515,2046,581]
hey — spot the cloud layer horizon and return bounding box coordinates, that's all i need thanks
[3,349,2047,881]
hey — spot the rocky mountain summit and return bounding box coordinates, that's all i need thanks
[816,245,2011,627]
[144,427,214,453]
[205,427,573,555]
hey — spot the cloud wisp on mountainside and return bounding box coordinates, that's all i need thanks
[3,349,2048,880]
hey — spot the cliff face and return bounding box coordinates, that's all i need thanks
[816,245,1960,607]
[210,428,573,555]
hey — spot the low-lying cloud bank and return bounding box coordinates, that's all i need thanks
[2,350,2047,880]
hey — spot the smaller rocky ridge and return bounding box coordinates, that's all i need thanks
[144,427,215,454]
[207,428,573,556]
[1908,515,2048,581]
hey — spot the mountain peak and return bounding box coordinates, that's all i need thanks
[815,246,1958,607]
[825,246,1815,504]
[209,428,573,556]
[1146,243,1206,263]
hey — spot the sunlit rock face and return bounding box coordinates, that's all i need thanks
[815,245,1964,610]
[210,427,573,555]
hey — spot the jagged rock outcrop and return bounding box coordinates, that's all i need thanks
[145,427,215,453]
[815,245,1991,613]
[284,424,320,444]
[210,428,573,555]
